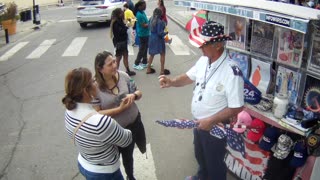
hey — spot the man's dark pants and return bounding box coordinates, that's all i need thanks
[193,129,227,180]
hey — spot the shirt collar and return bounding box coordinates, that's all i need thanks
[209,50,227,68]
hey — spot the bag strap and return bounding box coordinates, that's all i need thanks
[72,112,98,145]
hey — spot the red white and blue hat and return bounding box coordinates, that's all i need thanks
[189,21,232,47]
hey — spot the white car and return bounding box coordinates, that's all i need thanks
[77,0,126,28]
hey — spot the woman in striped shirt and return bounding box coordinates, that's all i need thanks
[62,67,132,180]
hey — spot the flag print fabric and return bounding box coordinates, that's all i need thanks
[156,119,246,156]
[156,119,270,179]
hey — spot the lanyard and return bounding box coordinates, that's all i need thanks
[200,54,227,90]
[198,54,227,101]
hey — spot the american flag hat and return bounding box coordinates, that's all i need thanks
[189,21,232,48]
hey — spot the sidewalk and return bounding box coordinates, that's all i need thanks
[0,20,48,48]
[0,1,73,49]
[166,0,197,31]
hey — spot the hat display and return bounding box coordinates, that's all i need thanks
[259,126,280,151]
[290,141,308,167]
[233,111,252,133]
[306,133,320,156]
[189,21,232,48]
[247,118,266,142]
[273,134,294,159]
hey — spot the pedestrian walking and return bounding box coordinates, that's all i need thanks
[124,3,136,46]
[132,0,150,70]
[110,8,136,76]
[158,0,172,44]
[62,67,132,180]
[146,8,170,75]
[158,21,244,180]
[93,51,147,180]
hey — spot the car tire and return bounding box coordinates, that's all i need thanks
[80,23,87,28]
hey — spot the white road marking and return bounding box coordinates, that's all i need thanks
[62,37,87,57]
[0,42,29,62]
[128,44,134,55]
[120,143,157,180]
[26,39,56,59]
[167,35,190,55]
[58,19,77,23]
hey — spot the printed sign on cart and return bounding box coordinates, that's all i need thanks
[277,27,304,68]
[229,51,250,78]
[308,31,320,73]
[249,58,272,95]
[250,21,275,57]
[302,75,320,113]
[227,16,247,50]
[275,66,301,105]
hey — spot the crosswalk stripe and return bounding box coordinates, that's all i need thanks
[167,35,190,55]
[128,44,134,55]
[26,39,56,59]
[0,42,29,62]
[120,143,157,180]
[62,37,87,57]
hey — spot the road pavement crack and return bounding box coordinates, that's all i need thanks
[0,104,25,179]
[71,172,80,180]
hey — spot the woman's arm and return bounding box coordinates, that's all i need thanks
[94,105,123,116]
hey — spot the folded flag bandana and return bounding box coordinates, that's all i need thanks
[156,119,246,157]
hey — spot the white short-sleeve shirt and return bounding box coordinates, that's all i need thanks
[186,50,244,119]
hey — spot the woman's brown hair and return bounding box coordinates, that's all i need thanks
[94,50,113,91]
[62,67,93,110]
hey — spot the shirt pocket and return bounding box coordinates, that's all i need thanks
[203,82,226,106]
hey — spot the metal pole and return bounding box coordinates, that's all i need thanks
[32,0,36,24]
[5,29,9,44]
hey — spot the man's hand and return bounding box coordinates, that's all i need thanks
[158,75,171,88]
[196,117,215,131]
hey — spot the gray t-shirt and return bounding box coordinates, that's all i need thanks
[97,71,139,127]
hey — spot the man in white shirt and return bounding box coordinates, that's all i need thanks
[159,21,244,180]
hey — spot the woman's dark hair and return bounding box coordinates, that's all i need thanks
[110,8,123,38]
[159,0,164,7]
[94,51,113,91]
[133,0,146,15]
[150,8,162,29]
[62,67,92,110]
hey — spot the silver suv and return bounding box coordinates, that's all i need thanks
[77,0,126,28]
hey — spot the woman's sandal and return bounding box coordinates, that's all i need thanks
[146,68,156,74]
[160,69,170,75]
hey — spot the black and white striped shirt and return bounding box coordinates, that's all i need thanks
[65,103,132,173]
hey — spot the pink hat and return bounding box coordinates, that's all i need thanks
[233,111,252,133]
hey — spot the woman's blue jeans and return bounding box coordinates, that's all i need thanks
[78,162,124,180]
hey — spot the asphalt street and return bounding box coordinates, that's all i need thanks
[0,1,239,180]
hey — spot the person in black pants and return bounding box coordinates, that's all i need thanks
[133,1,150,70]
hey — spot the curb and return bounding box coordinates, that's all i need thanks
[167,13,188,33]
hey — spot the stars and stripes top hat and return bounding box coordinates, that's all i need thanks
[189,21,232,48]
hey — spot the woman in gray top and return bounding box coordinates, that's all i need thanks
[62,67,132,180]
[93,51,146,180]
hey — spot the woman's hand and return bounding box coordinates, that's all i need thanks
[119,97,132,110]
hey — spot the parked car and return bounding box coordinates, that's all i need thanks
[77,0,126,28]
